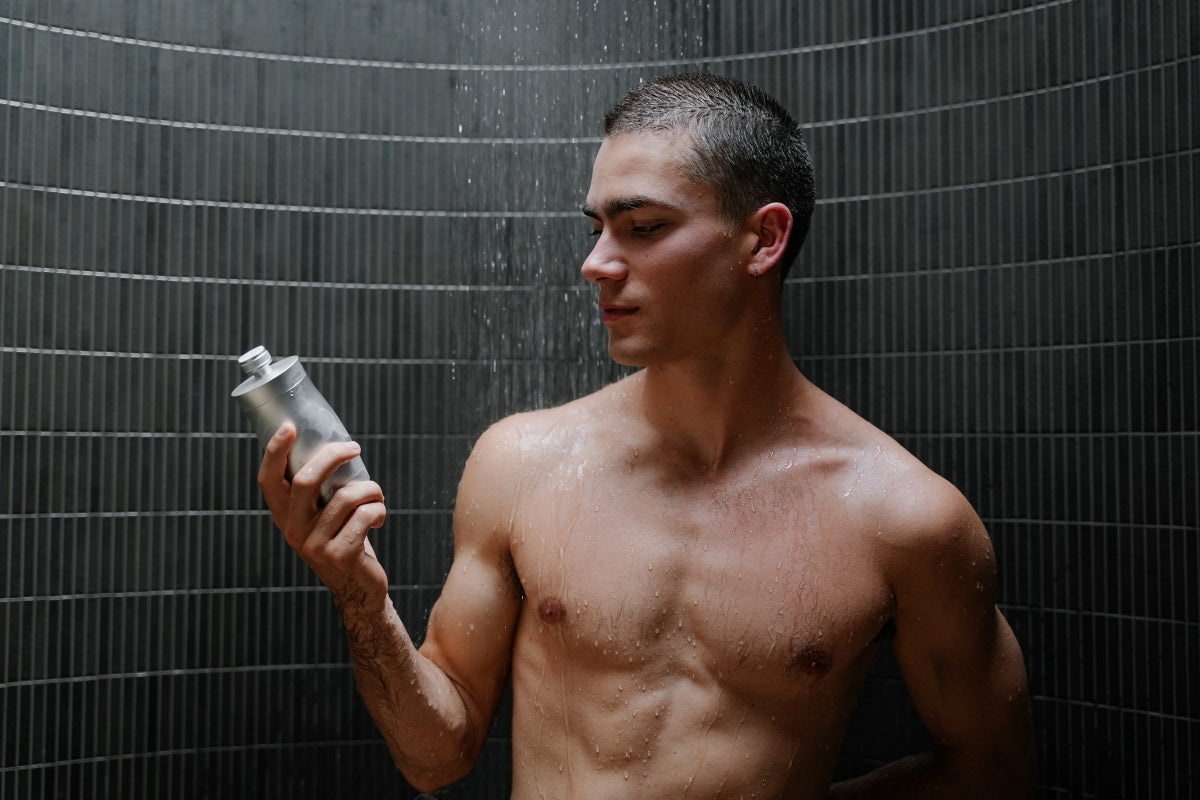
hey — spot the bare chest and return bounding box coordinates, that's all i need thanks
[509,467,893,690]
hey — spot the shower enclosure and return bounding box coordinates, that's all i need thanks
[2,1,1196,797]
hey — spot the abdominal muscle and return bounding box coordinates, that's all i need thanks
[506,607,862,800]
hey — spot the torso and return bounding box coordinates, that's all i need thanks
[500,374,919,799]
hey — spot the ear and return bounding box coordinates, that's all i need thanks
[745,202,793,277]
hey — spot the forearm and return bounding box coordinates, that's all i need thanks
[830,753,946,799]
[829,747,1032,800]
[340,595,479,791]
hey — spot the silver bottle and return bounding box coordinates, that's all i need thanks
[232,345,369,503]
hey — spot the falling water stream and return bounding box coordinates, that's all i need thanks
[2,1,1196,798]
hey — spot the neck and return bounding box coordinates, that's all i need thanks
[633,334,808,473]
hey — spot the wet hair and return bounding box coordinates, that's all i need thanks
[604,72,816,277]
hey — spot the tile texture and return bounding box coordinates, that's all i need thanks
[1,1,1196,797]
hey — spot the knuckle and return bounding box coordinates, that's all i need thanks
[298,535,327,563]
[290,467,321,491]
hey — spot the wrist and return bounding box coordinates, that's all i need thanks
[335,584,392,624]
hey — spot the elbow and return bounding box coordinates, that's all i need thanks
[1006,736,1037,798]
[404,772,461,796]
[960,736,1036,799]
[399,761,473,796]
[392,724,483,793]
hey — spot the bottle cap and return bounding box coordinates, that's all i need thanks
[231,346,306,408]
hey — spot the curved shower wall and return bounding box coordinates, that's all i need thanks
[1,1,1195,798]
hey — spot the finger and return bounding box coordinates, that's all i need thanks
[258,422,297,492]
[290,473,380,552]
[301,486,385,565]
[258,423,297,528]
[323,501,388,563]
[323,478,386,517]
[288,440,364,510]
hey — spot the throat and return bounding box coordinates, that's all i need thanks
[635,364,808,475]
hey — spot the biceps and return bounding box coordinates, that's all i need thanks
[894,604,1029,748]
[419,550,522,721]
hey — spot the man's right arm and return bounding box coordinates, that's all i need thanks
[259,422,523,792]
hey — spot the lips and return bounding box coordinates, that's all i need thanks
[599,304,636,323]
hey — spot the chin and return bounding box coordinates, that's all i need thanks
[607,350,646,368]
[607,339,672,368]
[606,340,649,367]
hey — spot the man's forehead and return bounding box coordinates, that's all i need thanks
[584,133,708,217]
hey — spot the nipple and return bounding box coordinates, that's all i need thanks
[538,596,566,625]
[791,644,832,676]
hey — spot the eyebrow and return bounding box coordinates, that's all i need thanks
[581,195,678,220]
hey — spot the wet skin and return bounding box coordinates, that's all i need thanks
[479,380,908,798]
[262,131,1033,798]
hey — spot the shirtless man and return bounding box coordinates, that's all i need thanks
[258,73,1034,798]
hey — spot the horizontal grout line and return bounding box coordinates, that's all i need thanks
[790,244,1200,284]
[0,263,560,291]
[2,334,1195,365]
[5,145,1197,214]
[0,508,454,521]
[4,242,1196,290]
[818,146,1200,205]
[983,518,1199,530]
[0,739,388,773]
[0,2,1076,72]
[796,335,1200,358]
[3,593,1191,619]
[996,604,1200,627]
[0,583,447,606]
[6,52,1194,139]
[0,511,1185,527]
[2,430,1195,442]
[0,663,353,691]
[0,98,601,145]
[1025,695,1200,725]
[0,346,572,363]
[858,674,1200,725]
[0,180,579,217]
[0,431,470,439]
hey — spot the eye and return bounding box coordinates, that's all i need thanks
[631,223,666,235]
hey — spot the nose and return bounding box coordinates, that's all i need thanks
[581,231,628,284]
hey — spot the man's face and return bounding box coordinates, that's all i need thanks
[581,132,757,367]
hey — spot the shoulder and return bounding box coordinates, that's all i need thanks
[466,375,637,470]
[458,376,637,504]
[854,447,997,626]
[801,389,993,595]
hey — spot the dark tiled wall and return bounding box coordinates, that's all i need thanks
[1,1,1195,798]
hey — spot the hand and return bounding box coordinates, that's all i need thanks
[258,422,390,613]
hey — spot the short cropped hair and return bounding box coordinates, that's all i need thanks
[604,72,816,277]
